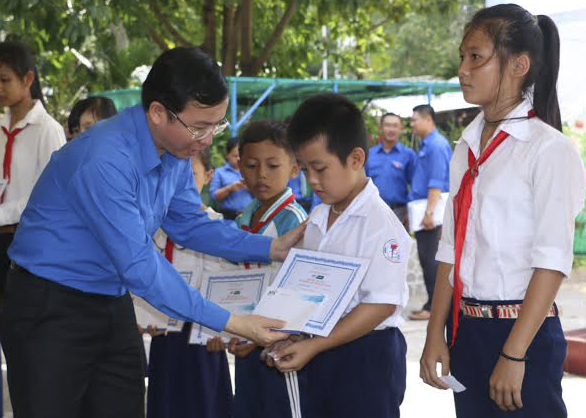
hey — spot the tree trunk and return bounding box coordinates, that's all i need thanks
[221,3,238,76]
[202,0,216,58]
[240,0,253,75]
[148,0,192,47]
[249,1,297,75]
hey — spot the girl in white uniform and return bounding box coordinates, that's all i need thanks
[420,4,585,418]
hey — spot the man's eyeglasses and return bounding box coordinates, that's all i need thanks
[167,109,229,141]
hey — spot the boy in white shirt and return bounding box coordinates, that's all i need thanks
[269,93,412,418]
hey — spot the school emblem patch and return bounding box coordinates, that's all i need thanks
[392,161,403,169]
[383,239,401,263]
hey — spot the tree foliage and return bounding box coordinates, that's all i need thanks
[0,0,464,117]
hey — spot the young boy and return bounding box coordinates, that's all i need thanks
[270,93,411,418]
[215,121,308,418]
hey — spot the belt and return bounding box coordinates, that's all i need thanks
[0,224,17,234]
[461,300,557,319]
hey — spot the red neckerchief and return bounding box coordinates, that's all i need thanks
[241,194,296,269]
[164,237,174,263]
[1,126,26,202]
[450,110,535,347]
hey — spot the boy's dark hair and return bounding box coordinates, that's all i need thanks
[196,147,213,171]
[68,96,118,135]
[0,40,45,106]
[238,121,292,158]
[141,47,228,114]
[412,104,436,123]
[287,93,368,166]
[226,137,239,155]
[380,112,401,125]
[464,4,561,131]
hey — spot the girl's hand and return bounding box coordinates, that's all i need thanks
[206,336,226,352]
[419,333,451,390]
[146,325,167,337]
[273,338,320,372]
[489,356,524,411]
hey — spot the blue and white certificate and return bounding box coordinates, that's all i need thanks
[133,271,194,332]
[189,268,271,345]
[265,248,370,337]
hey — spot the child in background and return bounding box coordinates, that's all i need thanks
[146,147,234,418]
[210,120,307,418]
[419,4,585,417]
[210,136,252,220]
[266,93,411,418]
[67,96,117,139]
[0,39,65,418]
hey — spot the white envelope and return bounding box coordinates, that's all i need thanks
[253,287,325,333]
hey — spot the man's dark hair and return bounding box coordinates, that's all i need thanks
[68,96,117,135]
[226,136,239,155]
[380,112,401,125]
[239,121,293,158]
[287,93,368,166]
[141,47,228,113]
[413,104,436,123]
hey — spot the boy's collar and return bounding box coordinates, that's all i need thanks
[308,179,377,232]
[240,187,294,228]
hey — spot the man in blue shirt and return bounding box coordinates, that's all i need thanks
[209,136,253,219]
[0,47,301,418]
[366,112,416,229]
[408,104,452,320]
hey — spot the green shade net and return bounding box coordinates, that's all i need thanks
[93,76,461,122]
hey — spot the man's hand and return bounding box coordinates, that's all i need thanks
[269,222,306,261]
[224,314,289,347]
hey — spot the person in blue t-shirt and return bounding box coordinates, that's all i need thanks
[408,104,452,321]
[209,136,253,219]
[0,47,303,418]
[366,112,416,229]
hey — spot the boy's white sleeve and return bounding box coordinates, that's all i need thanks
[358,223,412,308]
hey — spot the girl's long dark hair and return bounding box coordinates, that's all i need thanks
[0,40,45,107]
[464,4,561,131]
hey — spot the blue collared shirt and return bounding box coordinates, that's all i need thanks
[209,163,253,212]
[287,172,312,204]
[366,142,416,205]
[409,129,452,201]
[8,105,271,332]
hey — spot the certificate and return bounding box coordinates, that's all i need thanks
[266,248,370,337]
[189,268,271,345]
[132,271,194,332]
[407,192,449,233]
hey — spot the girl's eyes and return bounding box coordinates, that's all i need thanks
[268,164,280,169]
[314,167,326,173]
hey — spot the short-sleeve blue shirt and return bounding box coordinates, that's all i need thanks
[366,142,417,205]
[409,129,452,201]
[8,105,271,332]
[209,163,253,212]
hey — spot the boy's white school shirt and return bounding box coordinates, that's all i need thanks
[303,179,411,329]
[0,100,66,226]
[436,98,586,301]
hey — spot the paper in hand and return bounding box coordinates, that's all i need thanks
[439,375,466,393]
